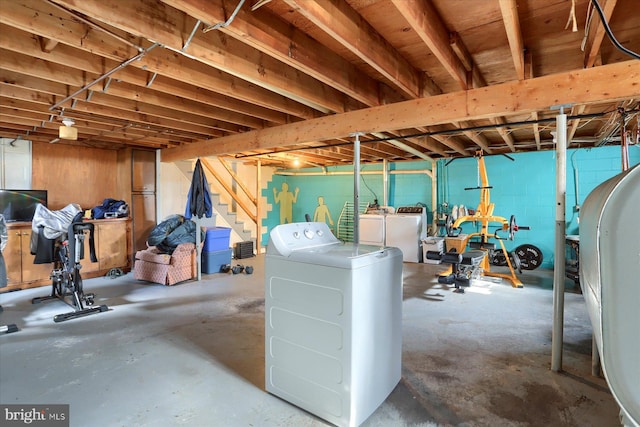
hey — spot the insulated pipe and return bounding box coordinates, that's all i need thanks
[552,109,568,372]
[49,43,161,111]
[352,132,364,243]
[274,169,433,177]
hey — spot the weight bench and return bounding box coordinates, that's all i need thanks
[430,249,487,293]
[32,214,109,322]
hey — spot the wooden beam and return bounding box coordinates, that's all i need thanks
[162,60,640,162]
[391,0,468,90]
[390,130,449,157]
[53,0,353,114]
[532,112,542,150]
[491,117,516,152]
[0,106,186,145]
[0,62,239,136]
[0,6,311,121]
[523,50,540,150]
[584,0,618,68]
[499,0,525,80]
[38,36,59,53]
[0,32,266,130]
[161,0,388,107]
[568,104,587,144]
[450,32,486,88]
[283,0,429,99]
[457,121,493,154]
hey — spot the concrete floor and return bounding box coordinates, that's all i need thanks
[0,255,620,427]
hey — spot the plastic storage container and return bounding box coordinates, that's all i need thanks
[202,248,233,274]
[422,237,444,264]
[203,227,231,252]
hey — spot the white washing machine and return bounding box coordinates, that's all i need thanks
[580,164,639,426]
[358,207,394,246]
[265,222,403,427]
[359,214,386,246]
[385,206,427,263]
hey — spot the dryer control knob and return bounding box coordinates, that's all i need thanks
[304,229,314,239]
[293,231,300,239]
[317,229,324,237]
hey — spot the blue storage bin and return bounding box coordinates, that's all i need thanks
[202,249,233,274]
[204,227,231,252]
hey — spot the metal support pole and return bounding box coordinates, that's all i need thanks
[619,108,630,172]
[432,161,438,234]
[196,216,202,281]
[256,160,262,253]
[552,108,567,372]
[383,159,389,206]
[351,132,364,244]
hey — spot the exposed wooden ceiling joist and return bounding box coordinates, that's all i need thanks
[0,0,637,166]
[161,60,640,161]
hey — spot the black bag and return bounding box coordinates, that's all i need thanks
[91,198,129,219]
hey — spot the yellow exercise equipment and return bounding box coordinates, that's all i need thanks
[443,152,529,288]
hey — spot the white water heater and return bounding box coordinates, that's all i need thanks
[580,164,639,427]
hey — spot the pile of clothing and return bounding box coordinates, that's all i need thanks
[147,214,204,254]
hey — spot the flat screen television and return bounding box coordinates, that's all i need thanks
[0,189,48,222]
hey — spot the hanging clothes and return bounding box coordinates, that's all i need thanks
[185,158,213,220]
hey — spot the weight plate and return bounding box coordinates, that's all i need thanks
[510,251,522,274]
[490,249,508,266]
[514,244,543,270]
[445,214,454,237]
[509,215,517,240]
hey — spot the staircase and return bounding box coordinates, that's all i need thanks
[175,160,252,243]
[336,201,369,242]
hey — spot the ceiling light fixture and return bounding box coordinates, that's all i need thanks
[59,118,78,140]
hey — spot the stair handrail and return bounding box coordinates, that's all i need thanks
[200,158,257,223]
[217,157,257,205]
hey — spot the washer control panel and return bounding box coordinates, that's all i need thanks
[395,206,425,214]
[267,222,339,256]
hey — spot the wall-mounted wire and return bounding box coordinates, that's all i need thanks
[590,0,640,60]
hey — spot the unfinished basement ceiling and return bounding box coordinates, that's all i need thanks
[0,0,638,168]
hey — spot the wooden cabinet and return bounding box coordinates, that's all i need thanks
[4,223,51,287]
[97,220,130,271]
[131,149,157,254]
[132,149,156,193]
[1,219,131,293]
[132,193,156,253]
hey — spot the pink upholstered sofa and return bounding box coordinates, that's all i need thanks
[133,243,197,286]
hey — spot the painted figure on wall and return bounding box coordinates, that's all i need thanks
[273,182,299,224]
[313,196,334,228]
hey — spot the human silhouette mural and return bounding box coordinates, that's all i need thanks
[313,196,334,230]
[273,182,299,224]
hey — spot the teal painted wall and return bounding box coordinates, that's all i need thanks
[262,146,639,266]
[262,162,434,246]
[438,145,640,268]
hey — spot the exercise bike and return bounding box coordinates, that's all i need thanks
[32,213,109,322]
